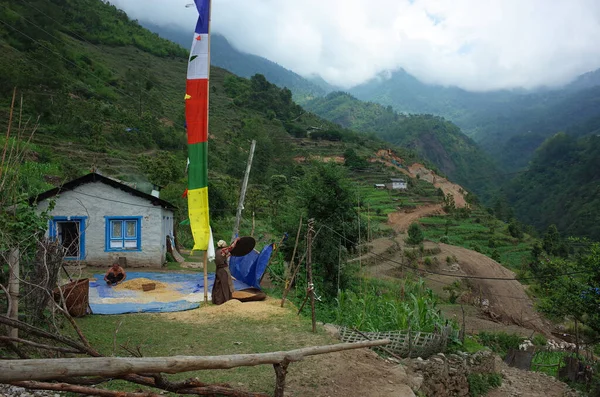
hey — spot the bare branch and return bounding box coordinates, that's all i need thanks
[0,336,82,354]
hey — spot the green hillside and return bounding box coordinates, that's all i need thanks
[141,22,328,104]
[504,132,600,240]
[349,69,600,172]
[0,0,439,236]
[304,92,502,200]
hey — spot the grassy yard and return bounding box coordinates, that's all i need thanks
[74,299,333,395]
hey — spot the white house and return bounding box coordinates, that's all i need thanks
[31,172,176,268]
[388,178,408,190]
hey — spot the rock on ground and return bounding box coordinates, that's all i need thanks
[0,384,60,397]
[485,357,579,397]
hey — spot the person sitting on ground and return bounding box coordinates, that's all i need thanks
[104,263,127,286]
[212,238,238,305]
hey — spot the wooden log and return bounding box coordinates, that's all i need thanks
[0,339,390,382]
[11,381,159,397]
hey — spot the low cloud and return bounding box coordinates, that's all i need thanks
[111,0,600,91]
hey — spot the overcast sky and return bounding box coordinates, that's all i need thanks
[111,0,600,91]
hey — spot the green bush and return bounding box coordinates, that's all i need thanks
[440,235,450,244]
[532,334,547,346]
[477,332,523,357]
[468,373,502,397]
[406,222,425,245]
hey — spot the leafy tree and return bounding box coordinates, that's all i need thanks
[542,224,567,257]
[443,193,456,213]
[343,148,368,170]
[138,151,183,188]
[533,244,600,337]
[406,222,424,246]
[508,221,524,239]
[297,163,361,297]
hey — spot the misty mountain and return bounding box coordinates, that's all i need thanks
[349,68,600,171]
[141,22,327,103]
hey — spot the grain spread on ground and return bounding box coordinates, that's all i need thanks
[163,297,287,324]
[100,278,185,303]
[114,278,169,291]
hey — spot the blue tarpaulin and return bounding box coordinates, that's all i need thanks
[229,244,274,289]
[89,272,252,315]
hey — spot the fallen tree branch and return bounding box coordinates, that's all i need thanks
[0,336,82,354]
[0,338,29,359]
[0,339,391,382]
[0,314,92,355]
[10,381,159,397]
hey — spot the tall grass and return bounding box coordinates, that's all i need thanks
[331,278,447,332]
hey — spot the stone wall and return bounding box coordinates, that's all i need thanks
[408,350,496,397]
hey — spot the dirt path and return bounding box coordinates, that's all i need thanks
[387,204,444,233]
[437,244,551,335]
[361,234,552,336]
[164,299,416,397]
[348,237,397,264]
[486,357,577,397]
[407,163,467,208]
[287,349,415,397]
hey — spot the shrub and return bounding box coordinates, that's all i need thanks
[468,373,502,397]
[424,257,433,267]
[440,235,450,244]
[477,332,523,357]
[406,222,424,245]
[532,334,547,346]
[491,249,500,262]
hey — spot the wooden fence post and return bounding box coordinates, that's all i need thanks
[273,360,289,397]
[307,219,316,333]
[8,248,19,338]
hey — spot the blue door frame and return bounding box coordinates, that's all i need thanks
[49,216,87,260]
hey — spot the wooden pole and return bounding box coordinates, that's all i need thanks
[280,226,322,308]
[259,234,286,284]
[232,140,256,242]
[273,361,289,397]
[8,248,19,338]
[203,250,208,303]
[286,216,303,283]
[367,203,370,242]
[307,219,316,333]
[0,339,391,382]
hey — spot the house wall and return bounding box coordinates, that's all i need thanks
[36,182,173,268]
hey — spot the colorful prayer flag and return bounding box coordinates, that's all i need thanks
[186,0,211,251]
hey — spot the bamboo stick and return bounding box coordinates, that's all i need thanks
[0,339,390,382]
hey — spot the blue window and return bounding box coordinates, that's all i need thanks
[105,216,142,252]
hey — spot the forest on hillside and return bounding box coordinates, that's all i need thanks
[305,92,502,200]
[504,133,600,241]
